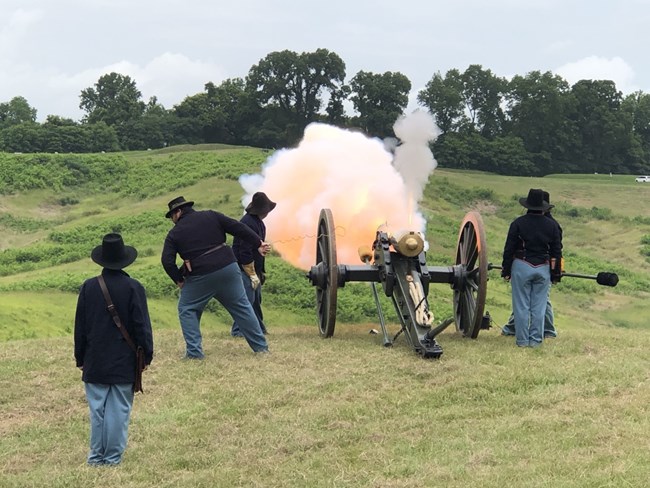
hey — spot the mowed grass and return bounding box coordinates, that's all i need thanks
[1,321,649,488]
[1,150,650,486]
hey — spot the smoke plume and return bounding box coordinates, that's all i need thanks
[239,110,440,270]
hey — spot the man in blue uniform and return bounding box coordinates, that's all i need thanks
[501,190,563,338]
[501,189,562,347]
[231,192,276,337]
[75,233,154,465]
[161,196,270,358]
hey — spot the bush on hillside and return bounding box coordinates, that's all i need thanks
[0,153,127,194]
[0,212,170,276]
[0,149,267,198]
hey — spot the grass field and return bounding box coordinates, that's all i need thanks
[1,147,649,487]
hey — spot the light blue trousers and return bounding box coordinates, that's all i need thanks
[511,259,551,347]
[85,383,134,465]
[178,262,268,356]
[502,290,556,337]
[231,272,266,336]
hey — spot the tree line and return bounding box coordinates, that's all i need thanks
[1,48,649,176]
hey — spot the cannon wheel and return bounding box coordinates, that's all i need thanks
[315,208,338,337]
[453,211,488,338]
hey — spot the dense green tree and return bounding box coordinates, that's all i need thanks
[173,78,260,145]
[622,91,650,173]
[113,96,178,150]
[349,70,411,138]
[460,65,506,138]
[83,122,121,152]
[324,85,351,126]
[117,116,166,150]
[206,78,262,145]
[43,115,78,127]
[246,49,346,144]
[567,80,632,173]
[41,116,81,152]
[433,132,535,175]
[417,69,466,134]
[79,72,146,127]
[504,71,575,174]
[0,122,43,152]
[432,132,482,170]
[0,96,37,128]
[173,91,216,144]
[0,120,120,153]
[144,96,166,116]
[41,124,85,153]
[488,136,537,175]
[2,51,650,173]
[244,107,292,149]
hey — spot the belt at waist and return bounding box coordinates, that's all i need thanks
[514,256,549,266]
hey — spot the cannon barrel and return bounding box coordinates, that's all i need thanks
[487,264,619,287]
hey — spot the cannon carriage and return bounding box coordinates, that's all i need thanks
[306,208,490,358]
[306,208,619,359]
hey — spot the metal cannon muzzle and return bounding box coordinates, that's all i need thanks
[391,231,425,257]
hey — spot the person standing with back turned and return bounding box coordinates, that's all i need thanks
[231,192,276,337]
[161,196,271,358]
[501,189,562,348]
[501,190,563,338]
[74,233,154,466]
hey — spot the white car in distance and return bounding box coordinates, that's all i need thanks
[635,175,650,182]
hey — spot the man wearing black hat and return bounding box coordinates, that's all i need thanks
[501,189,562,347]
[231,192,276,337]
[74,233,154,465]
[501,190,563,338]
[161,196,271,358]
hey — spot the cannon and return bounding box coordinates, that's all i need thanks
[306,208,490,359]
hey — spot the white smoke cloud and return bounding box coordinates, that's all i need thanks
[240,111,440,270]
[392,109,440,203]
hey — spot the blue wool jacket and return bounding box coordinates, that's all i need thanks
[161,208,262,283]
[74,268,154,384]
[232,213,266,274]
[501,211,563,277]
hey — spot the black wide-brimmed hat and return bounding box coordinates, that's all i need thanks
[519,188,551,211]
[165,196,194,218]
[91,233,138,270]
[542,190,555,210]
[245,192,276,216]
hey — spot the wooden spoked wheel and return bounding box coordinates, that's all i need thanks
[453,211,488,338]
[315,208,338,337]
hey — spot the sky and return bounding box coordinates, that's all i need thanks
[2,0,649,122]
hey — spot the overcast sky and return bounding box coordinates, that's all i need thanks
[2,0,649,122]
